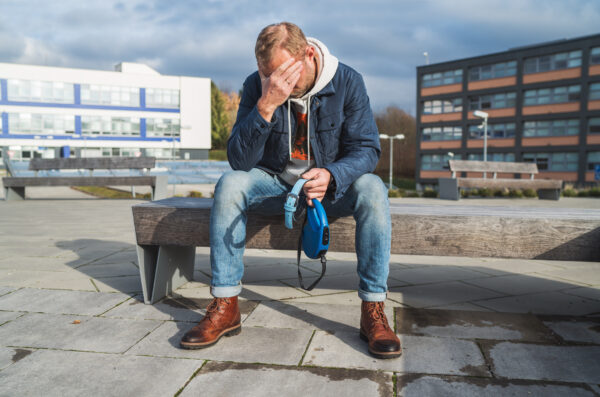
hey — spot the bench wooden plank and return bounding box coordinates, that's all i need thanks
[29,157,156,171]
[131,198,600,303]
[457,178,562,189]
[449,160,538,174]
[3,176,158,187]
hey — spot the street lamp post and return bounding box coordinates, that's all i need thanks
[379,133,405,189]
[473,110,489,178]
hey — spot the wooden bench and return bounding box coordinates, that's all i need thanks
[439,160,563,201]
[2,157,168,201]
[132,197,600,304]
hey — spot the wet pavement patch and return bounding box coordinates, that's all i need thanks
[188,361,393,397]
[11,349,32,363]
[395,307,559,343]
[396,374,598,396]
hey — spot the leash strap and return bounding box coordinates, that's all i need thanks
[297,213,327,291]
[284,178,308,229]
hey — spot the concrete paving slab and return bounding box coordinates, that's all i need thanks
[0,312,161,353]
[0,311,24,326]
[244,301,393,333]
[486,341,600,383]
[88,249,138,265]
[474,291,600,316]
[463,273,577,295]
[536,266,600,287]
[395,308,559,342]
[242,262,318,283]
[74,262,140,278]
[0,288,130,315]
[92,275,143,293]
[180,361,393,397]
[0,347,34,371]
[388,281,505,308]
[397,375,597,397]
[191,270,211,285]
[0,256,78,272]
[298,259,358,276]
[102,295,204,322]
[0,286,16,297]
[127,321,312,366]
[562,287,600,302]
[0,349,201,397]
[543,320,600,344]
[240,280,312,301]
[304,331,489,376]
[0,269,96,290]
[389,265,489,285]
[429,302,494,312]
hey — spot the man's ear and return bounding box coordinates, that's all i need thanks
[305,45,315,61]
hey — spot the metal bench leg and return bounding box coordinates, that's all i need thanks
[4,186,25,201]
[152,175,168,200]
[136,244,195,304]
[538,189,560,200]
[438,178,460,200]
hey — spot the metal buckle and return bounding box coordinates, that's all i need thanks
[285,193,299,210]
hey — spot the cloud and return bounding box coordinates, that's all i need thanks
[0,0,599,112]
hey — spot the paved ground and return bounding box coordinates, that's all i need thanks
[0,192,599,396]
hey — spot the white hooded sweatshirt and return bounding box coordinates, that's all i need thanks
[278,38,339,186]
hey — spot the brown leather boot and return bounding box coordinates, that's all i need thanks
[180,296,241,349]
[360,301,401,359]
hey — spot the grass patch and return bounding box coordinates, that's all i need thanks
[71,186,151,199]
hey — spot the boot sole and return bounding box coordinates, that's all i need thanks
[359,331,402,359]
[180,324,242,350]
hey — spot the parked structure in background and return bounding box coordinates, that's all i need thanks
[0,62,211,162]
[416,33,600,189]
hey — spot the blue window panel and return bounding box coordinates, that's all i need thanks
[1,112,8,135]
[140,118,146,139]
[75,115,82,135]
[140,88,146,108]
[0,79,7,102]
[0,101,179,113]
[74,84,81,105]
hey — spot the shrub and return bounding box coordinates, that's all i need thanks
[388,188,403,198]
[460,189,470,198]
[577,190,590,197]
[589,187,600,197]
[508,189,524,198]
[478,188,493,197]
[562,188,577,197]
[494,188,509,197]
[405,191,420,198]
[423,188,438,198]
[523,188,537,198]
[187,190,203,198]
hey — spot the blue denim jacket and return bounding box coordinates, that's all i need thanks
[227,62,381,201]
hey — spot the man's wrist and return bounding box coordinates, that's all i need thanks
[257,98,277,122]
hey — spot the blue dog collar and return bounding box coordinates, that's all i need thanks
[284,178,308,229]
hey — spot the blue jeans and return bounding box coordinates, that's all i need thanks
[209,168,391,301]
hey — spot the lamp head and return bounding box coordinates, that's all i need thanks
[379,134,390,139]
[473,110,489,119]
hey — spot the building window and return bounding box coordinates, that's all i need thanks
[468,61,517,81]
[588,151,600,170]
[8,113,75,135]
[422,70,462,88]
[421,153,461,170]
[469,92,516,110]
[468,123,515,139]
[523,152,578,171]
[80,85,140,107]
[145,148,178,159]
[423,98,462,114]
[145,88,180,108]
[421,126,462,141]
[80,116,140,136]
[589,83,600,101]
[523,85,580,106]
[468,153,515,162]
[589,118,600,134]
[523,119,579,137]
[7,79,74,103]
[523,51,582,74]
[590,47,600,65]
[146,118,180,137]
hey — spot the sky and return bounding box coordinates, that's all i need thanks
[1,0,599,114]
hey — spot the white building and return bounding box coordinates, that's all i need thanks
[0,62,211,161]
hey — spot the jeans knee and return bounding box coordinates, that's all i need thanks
[353,174,388,204]
[214,170,250,205]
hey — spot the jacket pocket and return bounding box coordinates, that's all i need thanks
[315,111,343,164]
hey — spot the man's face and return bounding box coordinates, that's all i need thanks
[259,47,315,98]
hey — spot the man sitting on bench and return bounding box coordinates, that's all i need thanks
[180,22,401,359]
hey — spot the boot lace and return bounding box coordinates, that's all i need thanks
[367,302,391,330]
[204,298,230,324]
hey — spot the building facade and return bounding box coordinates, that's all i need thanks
[0,62,211,161]
[416,33,600,188]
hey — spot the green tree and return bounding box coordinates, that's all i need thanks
[211,82,230,150]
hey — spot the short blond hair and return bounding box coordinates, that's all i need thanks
[255,22,308,68]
